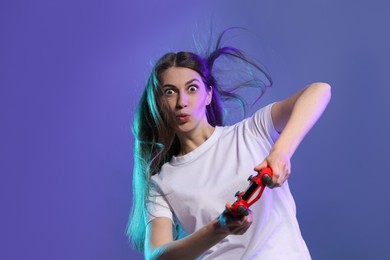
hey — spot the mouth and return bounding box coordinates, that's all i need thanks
[176,114,190,124]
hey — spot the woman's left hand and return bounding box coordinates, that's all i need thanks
[253,149,291,188]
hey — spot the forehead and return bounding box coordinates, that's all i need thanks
[161,67,203,86]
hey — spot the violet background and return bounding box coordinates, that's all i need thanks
[1,0,389,259]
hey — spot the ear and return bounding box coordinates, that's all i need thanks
[206,86,213,105]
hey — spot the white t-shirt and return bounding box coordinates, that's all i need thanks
[146,103,311,260]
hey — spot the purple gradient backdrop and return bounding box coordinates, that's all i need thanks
[1,0,389,259]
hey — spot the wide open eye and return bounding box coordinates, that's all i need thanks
[164,88,175,95]
[188,85,198,92]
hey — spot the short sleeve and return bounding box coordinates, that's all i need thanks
[144,181,174,226]
[245,102,280,143]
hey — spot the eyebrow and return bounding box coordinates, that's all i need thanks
[162,78,200,88]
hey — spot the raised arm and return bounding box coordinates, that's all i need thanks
[254,82,332,186]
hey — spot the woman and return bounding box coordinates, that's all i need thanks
[127,31,331,259]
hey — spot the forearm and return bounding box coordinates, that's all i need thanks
[148,218,227,260]
[272,82,331,158]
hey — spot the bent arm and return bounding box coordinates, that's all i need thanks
[145,203,252,260]
[255,82,331,185]
[271,82,331,157]
[145,217,227,260]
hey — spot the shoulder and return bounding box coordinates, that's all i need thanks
[237,103,279,142]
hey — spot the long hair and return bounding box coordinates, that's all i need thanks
[126,28,272,251]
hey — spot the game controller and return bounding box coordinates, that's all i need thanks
[230,167,274,217]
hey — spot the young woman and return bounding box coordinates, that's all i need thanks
[127,31,331,259]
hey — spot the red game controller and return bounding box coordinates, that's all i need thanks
[230,167,274,217]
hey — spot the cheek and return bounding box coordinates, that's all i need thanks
[192,97,208,116]
[192,108,204,118]
[167,99,176,109]
[161,96,175,109]
[160,98,175,117]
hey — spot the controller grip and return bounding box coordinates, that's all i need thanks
[262,174,274,187]
[236,205,249,216]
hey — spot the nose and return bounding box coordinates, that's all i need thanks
[176,92,188,108]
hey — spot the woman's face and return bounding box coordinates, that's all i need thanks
[160,66,212,135]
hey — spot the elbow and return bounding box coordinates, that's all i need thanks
[310,82,332,102]
[311,81,331,92]
[146,247,169,260]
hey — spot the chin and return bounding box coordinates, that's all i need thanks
[176,126,192,133]
[175,124,195,134]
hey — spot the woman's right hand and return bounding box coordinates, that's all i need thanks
[145,204,252,259]
[217,203,253,235]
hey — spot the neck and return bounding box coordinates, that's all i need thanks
[176,125,215,156]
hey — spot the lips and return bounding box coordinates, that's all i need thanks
[176,113,190,123]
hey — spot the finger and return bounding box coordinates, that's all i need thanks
[246,209,253,222]
[271,163,285,188]
[269,168,280,188]
[238,223,252,234]
[229,211,253,234]
[282,170,290,183]
[223,202,233,214]
[275,174,283,187]
[254,160,268,172]
[235,213,252,226]
[277,162,290,185]
[234,219,252,234]
[284,164,291,182]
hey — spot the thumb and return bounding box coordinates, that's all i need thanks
[225,202,232,211]
[223,202,233,215]
[254,160,268,172]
